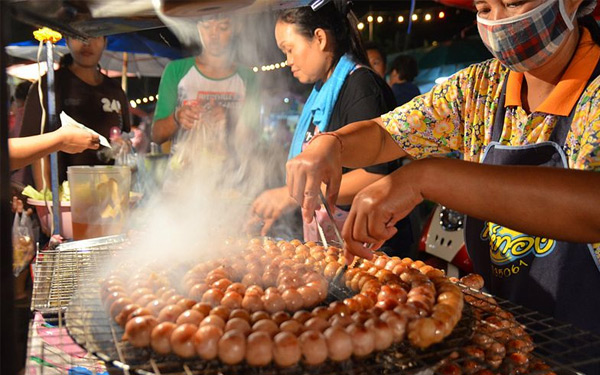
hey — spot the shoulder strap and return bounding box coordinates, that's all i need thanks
[491,74,509,143]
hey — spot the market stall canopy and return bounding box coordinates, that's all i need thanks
[6,62,134,81]
[6,33,182,77]
[7,0,313,39]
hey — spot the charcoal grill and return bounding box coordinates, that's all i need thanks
[26,239,600,375]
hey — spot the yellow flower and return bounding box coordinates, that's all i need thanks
[447,135,461,150]
[33,28,62,44]
[444,85,458,103]
[407,110,427,133]
[432,120,454,139]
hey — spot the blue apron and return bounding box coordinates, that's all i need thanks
[464,61,600,336]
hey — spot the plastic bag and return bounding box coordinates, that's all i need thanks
[13,211,35,277]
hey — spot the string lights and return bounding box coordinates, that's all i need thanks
[364,9,448,25]
[251,60,288,73]
[128,7,453,109]
[129,94,157,109]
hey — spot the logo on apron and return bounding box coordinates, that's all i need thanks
[481,222,557,265]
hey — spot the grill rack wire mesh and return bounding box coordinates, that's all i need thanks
[27,239,600,375]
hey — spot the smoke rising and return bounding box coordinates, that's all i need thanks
[101,4,303,270]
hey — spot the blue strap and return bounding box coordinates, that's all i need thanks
[288,55,358,159]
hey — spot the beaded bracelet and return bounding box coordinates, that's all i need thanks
[309,132,344,152]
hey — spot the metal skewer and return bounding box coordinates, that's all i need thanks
[318,191,343,245]
[314,212,328,249]
[318,191,352,286]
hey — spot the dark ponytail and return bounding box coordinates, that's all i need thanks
[579,15,600,46]
[277,0,369,67]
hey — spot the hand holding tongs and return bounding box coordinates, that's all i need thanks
[314,191,354,286]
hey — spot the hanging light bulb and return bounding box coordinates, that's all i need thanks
[397,15,404,23]
[367,15,373,23]
[438,11,446,19]
[376,16,383,23]
[425,13,432,21]
[412,13,418,21]
[358,22,365,30]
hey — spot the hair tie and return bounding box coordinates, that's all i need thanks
[309,0,328,11]
[345,1,353,15]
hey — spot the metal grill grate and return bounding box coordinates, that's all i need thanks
[31,235,127,313]
[27,241,600,375]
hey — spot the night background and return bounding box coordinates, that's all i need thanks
[4,0,486,108]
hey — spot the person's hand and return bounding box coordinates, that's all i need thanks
[286,133,343,224]
[246,187,298,236]
[56,126,100,154]
[11,197,33,216]
[174,105,200,130]
[341,164,424,264]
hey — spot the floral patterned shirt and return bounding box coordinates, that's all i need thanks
[382,29,600,172]
[382,28,600,254]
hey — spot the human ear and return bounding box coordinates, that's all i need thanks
[314,28,328,51]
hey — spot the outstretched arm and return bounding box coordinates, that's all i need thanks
[9,127,99,170]
[343,157,600,260]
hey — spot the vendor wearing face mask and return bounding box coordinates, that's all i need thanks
[286,0,600,338]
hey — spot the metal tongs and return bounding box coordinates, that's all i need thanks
[314,191,351,287]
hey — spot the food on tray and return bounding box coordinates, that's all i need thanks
[101,238,464,367]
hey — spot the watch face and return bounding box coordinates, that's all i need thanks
[439,206,464,231]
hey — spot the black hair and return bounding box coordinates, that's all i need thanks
[59,53,74,68]
[14,81,32,101]
[579,15,600,46]
[277,0,369,67]
[389,55,419,82]
[363,41,386,65]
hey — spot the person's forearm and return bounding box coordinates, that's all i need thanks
[151,115,178,144]
[335,117,407,168]
[9,133,62,170]
[415,158,600,243]
[335,169,385,206]
[31,156,51,191]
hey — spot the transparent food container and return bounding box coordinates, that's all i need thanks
[67,166,131,240]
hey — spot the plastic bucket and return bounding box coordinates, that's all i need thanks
[26,198,72,239]
[67,166,131,240]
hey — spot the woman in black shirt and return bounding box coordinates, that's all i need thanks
[249,0,412,253]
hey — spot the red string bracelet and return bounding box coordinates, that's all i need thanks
[309,132,344,152]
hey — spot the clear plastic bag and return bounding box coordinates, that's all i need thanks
[13,211,35,277]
